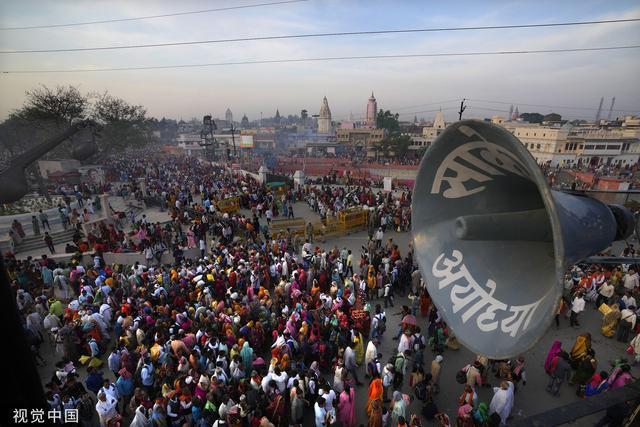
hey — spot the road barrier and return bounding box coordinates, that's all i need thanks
[270,218,306,237]
[338,207,369,234]
[216,197,240,214]
[268,207,369,240]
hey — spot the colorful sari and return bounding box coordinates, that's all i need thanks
[544,341,562,374]
[601,304,621,337]
[570,333,591,363]
[338,388,356,427]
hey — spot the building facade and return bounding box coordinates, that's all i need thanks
[336,127,385,157]
[318,96,332,134]
[497,119,640,167]
[366,92,378,127]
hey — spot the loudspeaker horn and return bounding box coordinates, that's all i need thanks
[412,120,634,358]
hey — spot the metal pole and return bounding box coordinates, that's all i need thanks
[231,124,237,157]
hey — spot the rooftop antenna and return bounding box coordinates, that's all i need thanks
[607,97,616,121]
[594,96,604,123]
[458,99,467,121]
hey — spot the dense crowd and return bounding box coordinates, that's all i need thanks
[6,153,640,427]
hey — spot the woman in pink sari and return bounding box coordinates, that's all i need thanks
[338,384,356,427]
[187,228,196,248]
[544,340,562,374]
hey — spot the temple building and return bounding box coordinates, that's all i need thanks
[366,92,378,127]
[318,96,332,134]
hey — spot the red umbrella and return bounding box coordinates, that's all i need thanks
[402,314,417,327]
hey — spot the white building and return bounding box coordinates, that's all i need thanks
[422,111,447,141]
[407,111,448,153]
[498,120,640,167]
[318,96,332,134]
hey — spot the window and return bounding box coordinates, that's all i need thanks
[584,145,594,150]
[607,145,620,150]
[537,144,541,149]
[595,145,606,150]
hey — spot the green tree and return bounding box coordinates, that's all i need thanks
[519,112,544,124]
[91,92,155,152]
[376,109,399,133]
[543,113,562,122]
[389,134,412,158]
[373,134,413,160]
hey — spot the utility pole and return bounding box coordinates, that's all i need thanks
[229,123,237,158]
[458,99,467,121]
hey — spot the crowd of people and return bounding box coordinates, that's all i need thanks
[5,151,640,426]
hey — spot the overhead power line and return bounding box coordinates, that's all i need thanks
[334,106,458,121]
[2,18,639,54]
[0,0,310,31]
[466,103,627,119]
[2,45,638,74]
[468,98,638,113]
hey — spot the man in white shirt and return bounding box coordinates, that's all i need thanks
[623,269,639,291]
[314,397,328,427]
[622,291,637,310]
[397,329,414,355]
[95,391,118,426]
[596,281,615,308]
[570,292,585,327]
[618,305,637,342]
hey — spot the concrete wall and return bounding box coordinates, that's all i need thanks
[27,247,201,266]
[37,159,81,179]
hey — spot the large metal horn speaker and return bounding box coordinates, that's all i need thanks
[412,120,634,358]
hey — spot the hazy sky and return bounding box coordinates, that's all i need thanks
[1,0,639,123]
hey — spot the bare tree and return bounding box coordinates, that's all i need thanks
[16,84,88,126]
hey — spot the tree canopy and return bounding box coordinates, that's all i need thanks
[543,113,562,122]
[519,112,544,124]
[0,85,155,158]
[373,134,413,160]
[376,109,399,133]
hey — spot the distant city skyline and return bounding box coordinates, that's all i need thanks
[0,0,638,122]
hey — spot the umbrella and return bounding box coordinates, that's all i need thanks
[401,314,417,327]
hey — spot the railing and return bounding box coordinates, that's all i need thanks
[555,188,640,207]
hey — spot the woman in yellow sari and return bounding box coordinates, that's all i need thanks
[601,304,621,337]
[354,332,365,366]
[570,333,592,363]
[367,265,377,300]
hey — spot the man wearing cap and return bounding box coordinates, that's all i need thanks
[431,355,443,394]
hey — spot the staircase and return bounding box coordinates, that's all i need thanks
[15,228,79,253]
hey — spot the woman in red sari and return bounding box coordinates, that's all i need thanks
[420,288,431,317]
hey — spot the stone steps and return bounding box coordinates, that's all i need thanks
[16,228,80,253]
